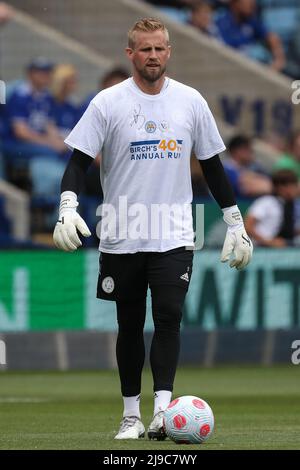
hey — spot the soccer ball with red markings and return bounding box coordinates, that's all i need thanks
[163,395,214,444]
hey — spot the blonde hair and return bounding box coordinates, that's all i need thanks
[128,18,169,49]
[51,64,76,99]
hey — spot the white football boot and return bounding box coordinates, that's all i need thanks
[147,411,167,441]
[114,416,145,440]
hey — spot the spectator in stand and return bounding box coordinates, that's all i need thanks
[223,135,272,199]
[2,58,67,197]
[273,131,300,180]
[215,0,286,72]
[245,169,300,247]
[50,64,79,144]
[189,1,221,37]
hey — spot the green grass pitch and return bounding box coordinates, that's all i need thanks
[0,366,299,450]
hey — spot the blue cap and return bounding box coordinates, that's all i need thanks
[27,57,54,72]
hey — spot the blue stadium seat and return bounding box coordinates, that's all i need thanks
[258,0,300,48]
[157,6,190,23]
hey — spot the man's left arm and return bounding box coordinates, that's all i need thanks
[254,18,285,72]
[265,32,286,72]
[199,154,253,270]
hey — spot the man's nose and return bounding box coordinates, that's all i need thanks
[149,47,158,59]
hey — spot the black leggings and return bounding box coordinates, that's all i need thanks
[116,285,188,397]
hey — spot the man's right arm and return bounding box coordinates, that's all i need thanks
[61,148,94,194]
[53,149,94,252]
[53,99,106,251]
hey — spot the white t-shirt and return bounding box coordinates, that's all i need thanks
[247,195,283,240]
[65,77,226,253]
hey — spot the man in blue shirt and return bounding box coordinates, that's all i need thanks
[216,0,285,72]
[3,58,67,197]
[4,58,66,157]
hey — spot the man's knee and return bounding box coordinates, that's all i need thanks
[152,287,186,332]
[116,297,146,333]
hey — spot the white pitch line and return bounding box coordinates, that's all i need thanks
[0,397,50,403]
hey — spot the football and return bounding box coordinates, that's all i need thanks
[163,395,214,444]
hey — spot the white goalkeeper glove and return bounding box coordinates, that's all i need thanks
[221,205,253,270]
[53,191,91,252]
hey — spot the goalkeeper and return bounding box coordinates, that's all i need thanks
[53,17,253,441]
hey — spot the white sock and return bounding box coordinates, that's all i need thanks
[123,394,141,418]
[153,390,172,415]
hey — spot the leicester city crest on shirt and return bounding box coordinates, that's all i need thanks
[145,121,157,133]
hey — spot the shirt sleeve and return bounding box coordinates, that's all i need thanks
[64,101,106,159]
[193,96,226,161]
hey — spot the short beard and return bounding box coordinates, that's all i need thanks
[138,64,166,83]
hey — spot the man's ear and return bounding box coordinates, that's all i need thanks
[125,47,134,61]
[167,45,171,60]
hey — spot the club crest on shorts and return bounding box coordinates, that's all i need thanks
[102,276,115,294]
[145,120,156,133]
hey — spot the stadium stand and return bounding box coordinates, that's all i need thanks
[1,0,295,244]
[1,8,114,99]
[6,0,299,138]
[145,0,192,23]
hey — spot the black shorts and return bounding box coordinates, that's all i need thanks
[97,246,194,301]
